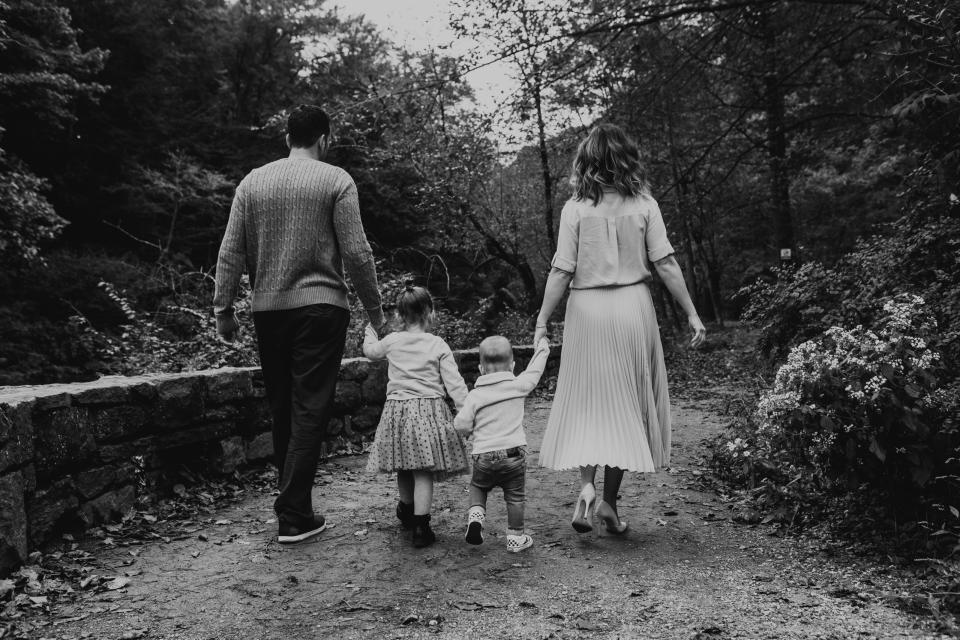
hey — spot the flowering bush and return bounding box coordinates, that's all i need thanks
[720,294,959,532]
[739,213,960,367]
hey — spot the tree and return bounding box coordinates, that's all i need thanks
[0,0,105,264]
[0,144,67,264]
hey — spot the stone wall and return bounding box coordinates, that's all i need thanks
[0,345,559,573]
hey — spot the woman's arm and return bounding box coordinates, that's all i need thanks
[654,256,706,347]
[534,268,573,345]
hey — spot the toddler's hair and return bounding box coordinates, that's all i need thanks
[396,285,434,328]
[479,336,513,371]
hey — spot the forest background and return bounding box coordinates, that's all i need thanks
[0,0,955,382]
[1,0,958,567]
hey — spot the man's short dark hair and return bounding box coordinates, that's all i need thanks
[287,105,330,148]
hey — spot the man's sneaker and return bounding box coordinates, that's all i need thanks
[465,508,485,545]
[506,533,533,553]
[278,515,326,544]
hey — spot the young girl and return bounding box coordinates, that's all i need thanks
[363,285,469,547]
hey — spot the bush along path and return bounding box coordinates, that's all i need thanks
[2,329,957,639]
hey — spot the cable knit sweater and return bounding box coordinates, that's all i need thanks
[213,157,383,324]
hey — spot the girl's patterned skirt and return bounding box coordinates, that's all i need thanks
[366,397,469,480]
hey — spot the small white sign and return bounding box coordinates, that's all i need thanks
[780,248,793,260]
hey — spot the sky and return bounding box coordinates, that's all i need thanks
[330,0,518,117]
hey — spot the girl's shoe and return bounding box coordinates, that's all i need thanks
[571,484,596,533]
[506,533,533,553]
[396,500,414,530]
[594,500,628,534]
[412,514,436,548]
[465,507,485,545]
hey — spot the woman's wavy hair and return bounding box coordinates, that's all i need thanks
[570,123,650,204]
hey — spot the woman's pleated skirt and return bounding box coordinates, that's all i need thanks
[538,282,671,472]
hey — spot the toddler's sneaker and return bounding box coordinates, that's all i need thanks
[465,507,485,545]
[506,533,533,553]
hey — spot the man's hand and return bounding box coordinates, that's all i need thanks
[216,312,240,343]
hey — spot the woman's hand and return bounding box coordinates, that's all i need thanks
[688,315,706,348]
[534,323,548,346]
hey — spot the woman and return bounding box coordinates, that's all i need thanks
[534,123,706,534]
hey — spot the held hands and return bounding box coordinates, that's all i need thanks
[533,321,549,347]
[688,315,707,348]
[216,312,240,343]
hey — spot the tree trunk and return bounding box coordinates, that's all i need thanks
[459,202,539,311]
[762,4,796,262]
[532,66,556,249]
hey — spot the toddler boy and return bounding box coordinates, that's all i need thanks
[455,335,550,552]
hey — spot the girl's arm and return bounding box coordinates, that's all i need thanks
[654,256,706,347]
[535,268,573,345]
[438,345,468,410]
[453,398,476,437]
[362,324,389,360]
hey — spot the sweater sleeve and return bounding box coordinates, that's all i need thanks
[213,183,248,315]
[453,396,477,435]
[437,341,468,410]
[333,176,384,327]
[515,339,550,393]
[362,325,389,360]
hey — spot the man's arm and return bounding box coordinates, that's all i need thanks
[515,338,550,393]
[212,184,247,341]
[332,177,385,328]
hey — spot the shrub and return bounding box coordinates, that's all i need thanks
[740,212,960,367]
[717,295,959,538]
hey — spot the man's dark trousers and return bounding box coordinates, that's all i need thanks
[253,303,349,524]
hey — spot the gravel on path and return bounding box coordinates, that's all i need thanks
[36,392,952,640]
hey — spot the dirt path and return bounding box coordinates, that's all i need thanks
[30,390,951,640]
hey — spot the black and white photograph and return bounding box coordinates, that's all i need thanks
[0,0,957,637]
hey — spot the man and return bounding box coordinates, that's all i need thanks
[213,105,384,544]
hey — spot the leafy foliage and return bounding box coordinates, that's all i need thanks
[723,182,960,549]
[717,297,958,542]
[740,197,960,366]
[0,147,66,264]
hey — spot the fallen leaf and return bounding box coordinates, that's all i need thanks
[656,519,667,526]
[105,577,130,591]
[79,575,100,589]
